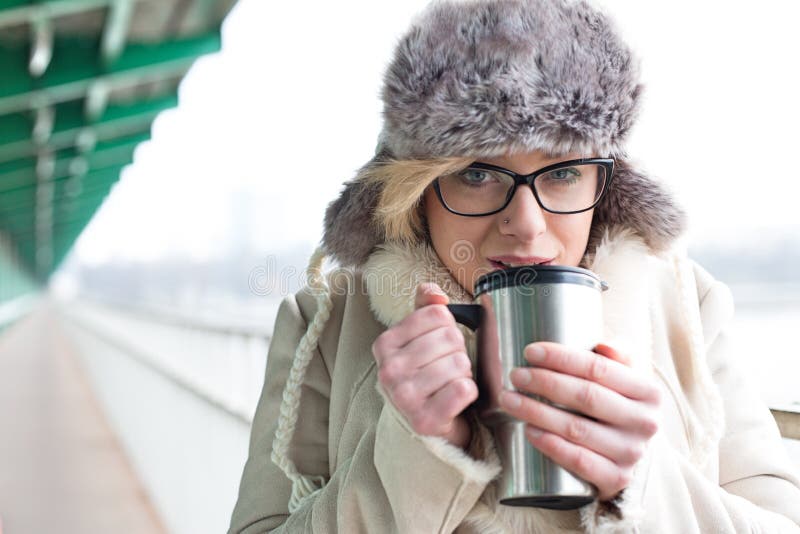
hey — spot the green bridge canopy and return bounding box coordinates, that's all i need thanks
[0,0,237,304]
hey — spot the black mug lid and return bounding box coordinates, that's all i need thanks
[474,264,608,296]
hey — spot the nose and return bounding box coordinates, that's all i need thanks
[499,185,547,240]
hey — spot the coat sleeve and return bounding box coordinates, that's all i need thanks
[698,278,800,528]
[227,290,500,534]
[598,268,800,533]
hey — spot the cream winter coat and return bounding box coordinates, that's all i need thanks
[228,228,800,533]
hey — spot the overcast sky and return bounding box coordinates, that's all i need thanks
[69,0,800,266]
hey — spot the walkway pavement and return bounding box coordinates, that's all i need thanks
[0,300,166,533]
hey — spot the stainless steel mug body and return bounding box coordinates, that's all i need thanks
[449,265,607,509]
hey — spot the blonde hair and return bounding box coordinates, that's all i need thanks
[360,156,474,245]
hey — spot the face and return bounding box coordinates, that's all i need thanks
[423,150,596,296]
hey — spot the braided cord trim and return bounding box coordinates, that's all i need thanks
[270,245,334,512]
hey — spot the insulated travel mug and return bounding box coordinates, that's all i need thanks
[448,264,608,509]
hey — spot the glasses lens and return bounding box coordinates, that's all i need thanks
[535,163,608,213]
[437,167,515,215]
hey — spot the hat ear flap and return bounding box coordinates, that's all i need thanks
[322,171,385,268]
[593,159,687,254]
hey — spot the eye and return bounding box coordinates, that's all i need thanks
[458,168,494,186]
[547,167,581,180]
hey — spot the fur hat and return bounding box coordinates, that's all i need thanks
[322,0,686,267]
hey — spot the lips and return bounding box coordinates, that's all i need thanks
[488,255,555,270]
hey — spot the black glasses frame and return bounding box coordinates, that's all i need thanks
[433,157,615,217]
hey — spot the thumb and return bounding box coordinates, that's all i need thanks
[414,282,450,310]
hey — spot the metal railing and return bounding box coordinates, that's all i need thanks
[61,297,271,423]
[58,295,260,534]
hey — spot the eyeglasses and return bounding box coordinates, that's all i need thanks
[433,158,615,216]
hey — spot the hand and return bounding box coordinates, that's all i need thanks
[372,283,478,449]
[498,341,661,501]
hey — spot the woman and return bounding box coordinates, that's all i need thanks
[229,0,800,532]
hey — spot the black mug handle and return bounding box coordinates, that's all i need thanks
[446,304,482,331]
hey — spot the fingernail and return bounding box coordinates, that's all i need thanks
[527,426,543,438]
[527,344,545,362]
[510,368,531,385]
[500,391,521,409]
[427,286,443,296]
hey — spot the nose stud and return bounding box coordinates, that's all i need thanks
[504,218,510,224]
